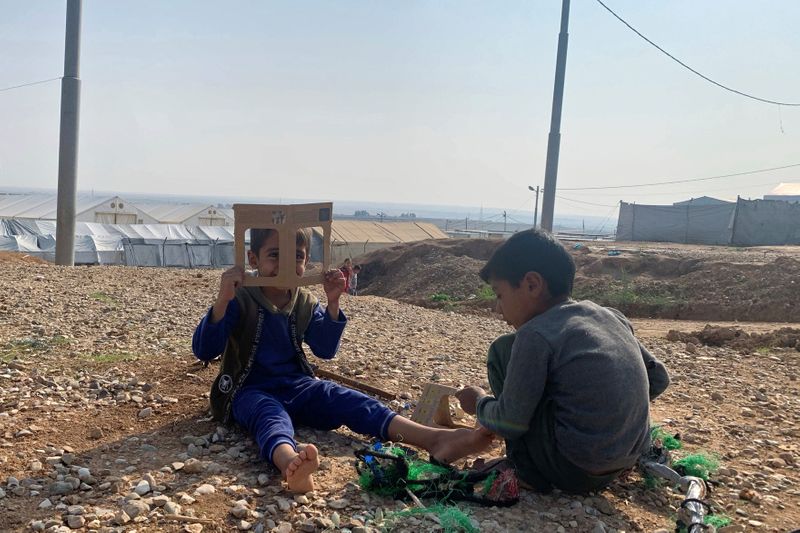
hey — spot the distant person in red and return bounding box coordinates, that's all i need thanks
[339,258,353,294]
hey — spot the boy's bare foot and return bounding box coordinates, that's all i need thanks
[285,443,320,493]
[428,428,495,464]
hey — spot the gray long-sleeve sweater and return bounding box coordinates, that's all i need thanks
[476,300,670,473]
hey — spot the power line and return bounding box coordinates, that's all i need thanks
[0,77,62,93]
[560,162,800,191]
[565,179,787,198]
[595,0,800,107]
[556,195,619,208]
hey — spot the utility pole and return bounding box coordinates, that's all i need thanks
[503,211,507,233]
[540,0,571,233]
[55,0,83,266]
[465,216,469,230]
[528,185,540,228]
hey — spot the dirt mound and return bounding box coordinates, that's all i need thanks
[354,239,800,322]
[0,251,48,264]
[356,239,493,305]
[581,255,701,279]
[666,325,800,351]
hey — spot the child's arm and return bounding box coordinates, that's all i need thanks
[607,307,671,400]
[191,267,243,361]
[303,269,347,359]
[473,330,550,440]
[639,341,670,400]
[322,268,345,320]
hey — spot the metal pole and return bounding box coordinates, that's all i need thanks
[540,0,571,232]
[529,185,540,228]
[55,0,83,266]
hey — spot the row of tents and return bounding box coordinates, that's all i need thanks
[616,197,800,246]
[0,218,448,267]
[0,193,233,226]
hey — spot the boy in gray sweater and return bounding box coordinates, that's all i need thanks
[456,230,670,493]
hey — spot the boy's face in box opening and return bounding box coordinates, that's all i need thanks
[247,230,308,279]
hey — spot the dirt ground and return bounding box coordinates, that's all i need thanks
[0,248,799,532]
[355,239,800,323]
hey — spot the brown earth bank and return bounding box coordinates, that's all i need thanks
[354,239,800,323]
[0,254,798,532]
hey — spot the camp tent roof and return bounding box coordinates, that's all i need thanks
[136,202,231,224]
[323,220,447,244]
[0,194,124,220]
[672,196,731,206]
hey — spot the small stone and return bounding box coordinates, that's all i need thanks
[231,504,249,519]
[236,520,251,531]
[194,483,215,496]
[182,458,205,474]
[257,473,269,486]
[138,407,153,418]
[275,522,292,533]
[89,427,103,439]
[123,500,150,518]
[184,525,203,533]
[134,479,151,495]
[179,493,196,505]
[67,505,85,515]
[38,498,53,509]
[29,460,43,472]
[66,515,85,529]
[276,497,291,512]
[49,481,73,495]
[778,452,795,465]
[113,510,131,525]
[164,501,182,515]
[77,468,91,482]
[747,520,764,528]
[738,488,761,503]
[327,498,348,509]
[294,494,309,505]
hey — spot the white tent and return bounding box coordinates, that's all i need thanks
[0,194,157,224]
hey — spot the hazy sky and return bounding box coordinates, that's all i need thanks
[1,1,799,217]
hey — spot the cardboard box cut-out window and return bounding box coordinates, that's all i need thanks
[233,203,332,288]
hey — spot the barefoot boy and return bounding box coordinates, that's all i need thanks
[456,229,670,493]
[193,227,491,492]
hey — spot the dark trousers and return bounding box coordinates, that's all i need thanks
[487,334,621,493]
[232,376,396,465]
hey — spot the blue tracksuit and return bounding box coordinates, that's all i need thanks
[192,297,396,463]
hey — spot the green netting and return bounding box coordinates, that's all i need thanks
[643,472,664,489]
[651,426,682,451]
[387,503,478,533]
[673,453,720,480]
[704,514,732,528]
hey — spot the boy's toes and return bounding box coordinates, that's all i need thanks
[286,444,320,494]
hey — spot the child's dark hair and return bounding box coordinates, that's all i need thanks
[353,265,361,272]
[479,229,575,297]
[250,228,312,255]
